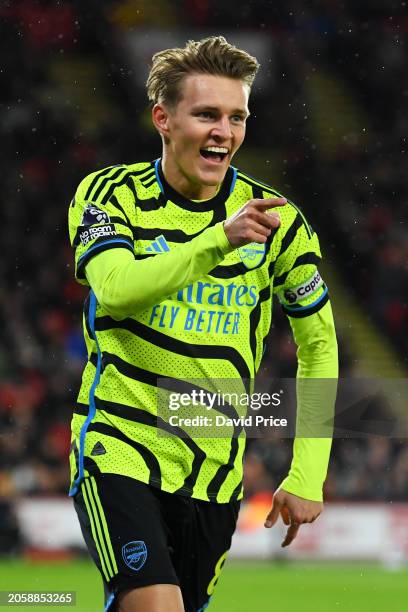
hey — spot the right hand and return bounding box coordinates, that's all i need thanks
[223,197,286,247]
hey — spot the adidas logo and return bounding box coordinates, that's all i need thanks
[91,441,107,456]
[145,235,170,253]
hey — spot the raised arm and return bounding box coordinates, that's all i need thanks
[68,171,285,319]
[85,224,231,319]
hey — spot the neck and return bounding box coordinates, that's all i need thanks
[161,152,220,200]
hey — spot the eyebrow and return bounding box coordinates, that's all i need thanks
[193,105,250,117]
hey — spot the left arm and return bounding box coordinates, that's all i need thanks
[265,300,338,546]
[264,200,338,546]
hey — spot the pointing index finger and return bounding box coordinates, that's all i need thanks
[252,197,287,210]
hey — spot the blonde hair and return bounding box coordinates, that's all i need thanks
[146,36,259,106]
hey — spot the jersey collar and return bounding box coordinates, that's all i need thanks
[154,158,236,212]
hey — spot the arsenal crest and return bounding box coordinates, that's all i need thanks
[237,242,266,270]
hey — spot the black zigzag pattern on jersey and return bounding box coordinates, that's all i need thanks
[109,195,134,227]
[84,165,118,200]
[203,234,250,500]
[267,258,276,280]
[249,283,271,366]
[124,169,157,202]
[84,164,153,206]
[126,176,167,211]
[83,456,101,477]
[70,423,101,478]
[89,352,97,368]
[140,173,156,188]
[209,184,274,279]
[206,437,241,502]
[237,172,313,239]
[273,252,321,289]
[92,166,129,203]
[96,353,241,420]
[251,184,264,200]
[98,168,155,206]
[132,207,223,242]
[100,351,158,386]
[85,353,245,499]
[208,262,250,279]
[86,366,245,498]
[87,421,162,488]
[83,294,93,341]
[91,397,207,497]
[123,188,226,243]
[277,213,305,257]
[154,375,243,500]
[75,402,92,416]
[212,200,228,223]
[139,167,156,180]
[237,171,281,195]
[94,317,251,384]
[136,194,168,212]
[230,479,243,501]
[93,398,206,460]
[70,439,79,482]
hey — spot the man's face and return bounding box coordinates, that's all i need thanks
[155,74,250,198]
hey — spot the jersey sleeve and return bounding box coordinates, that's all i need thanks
[272,205,338,501]
[85,221,233,319]
[68,167,135,285]
[279,303,338,501]
[272,206,329,318]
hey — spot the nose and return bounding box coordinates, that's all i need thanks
[210,116,232,141]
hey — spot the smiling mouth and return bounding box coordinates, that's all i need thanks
[200,147,229,163]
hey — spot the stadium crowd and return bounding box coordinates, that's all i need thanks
[0,0,407,553]
[321,3,408,357]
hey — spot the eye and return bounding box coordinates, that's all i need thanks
[197,111,215,120]
[231,114,245,124]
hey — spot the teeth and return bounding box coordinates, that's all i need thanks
[202,146,228,154]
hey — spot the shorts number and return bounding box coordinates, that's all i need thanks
[207,551,228,596]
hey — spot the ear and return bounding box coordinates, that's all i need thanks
[152,103,171,137]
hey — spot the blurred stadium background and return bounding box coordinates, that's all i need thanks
[1,0,407,610]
